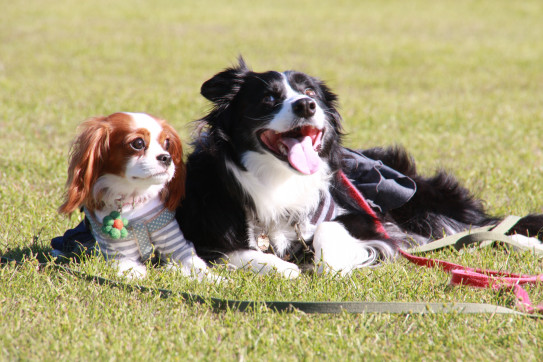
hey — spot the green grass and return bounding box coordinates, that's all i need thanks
[2,0,543,359]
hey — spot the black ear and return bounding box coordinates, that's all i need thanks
[201,57,250,104]
[316,79,343,132]
[316,79,339,107]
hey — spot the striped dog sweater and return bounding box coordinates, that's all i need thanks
[85,202,197,263]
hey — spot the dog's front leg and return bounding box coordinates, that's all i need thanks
[313,221,377,275]
[224,249,300,278]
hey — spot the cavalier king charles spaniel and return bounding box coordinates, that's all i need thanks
[59,112,208,279]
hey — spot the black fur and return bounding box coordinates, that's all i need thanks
[177,59,543,265]
[361,146,499,237]
[178,59,352,260]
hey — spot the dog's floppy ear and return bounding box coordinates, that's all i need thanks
[200,57,250,104]
[58,117,110,215]
[316,78,344,132]
[160,121,186,210]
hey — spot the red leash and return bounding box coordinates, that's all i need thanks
[399,249,543,314]
[339,169,543,314]
[338,170,389,238]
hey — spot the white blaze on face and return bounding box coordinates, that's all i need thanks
[260,74,326,175]
[123,112,174,185]
[265,73,326,132]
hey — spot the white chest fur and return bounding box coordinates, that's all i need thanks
[226,151,332,256]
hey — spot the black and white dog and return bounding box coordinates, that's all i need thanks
[176,58,543,278]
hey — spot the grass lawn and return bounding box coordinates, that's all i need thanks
[2,0,543,359]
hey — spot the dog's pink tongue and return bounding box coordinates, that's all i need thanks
[280,135,320,175]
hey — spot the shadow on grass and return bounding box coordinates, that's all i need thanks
[0,231,59,265]
[1,220,98,266]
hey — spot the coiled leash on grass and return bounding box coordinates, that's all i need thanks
[399,216,543,315]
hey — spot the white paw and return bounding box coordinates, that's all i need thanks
[274,261,300,279]
[167,256,223,282]
[113,259,147,279]
[510,234,543,251]
[313,221,376,276]
[225,249,300,278]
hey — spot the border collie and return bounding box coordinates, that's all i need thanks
[176,58,543,278]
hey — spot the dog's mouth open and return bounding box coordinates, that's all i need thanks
[258,125,323,175]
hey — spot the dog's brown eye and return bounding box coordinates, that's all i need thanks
[304,88,316,98]
[130,138,146,150]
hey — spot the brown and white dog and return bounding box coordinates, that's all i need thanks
[59,112,208,279]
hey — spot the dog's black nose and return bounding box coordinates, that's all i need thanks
[157,154,172,166]
[292,98,316,118]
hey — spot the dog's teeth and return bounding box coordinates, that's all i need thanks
[278,144,288,155]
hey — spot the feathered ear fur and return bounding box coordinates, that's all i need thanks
[200,56,250,104]
[317,79,344,133]
[160,121,186,210]
[58,117,110,215]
